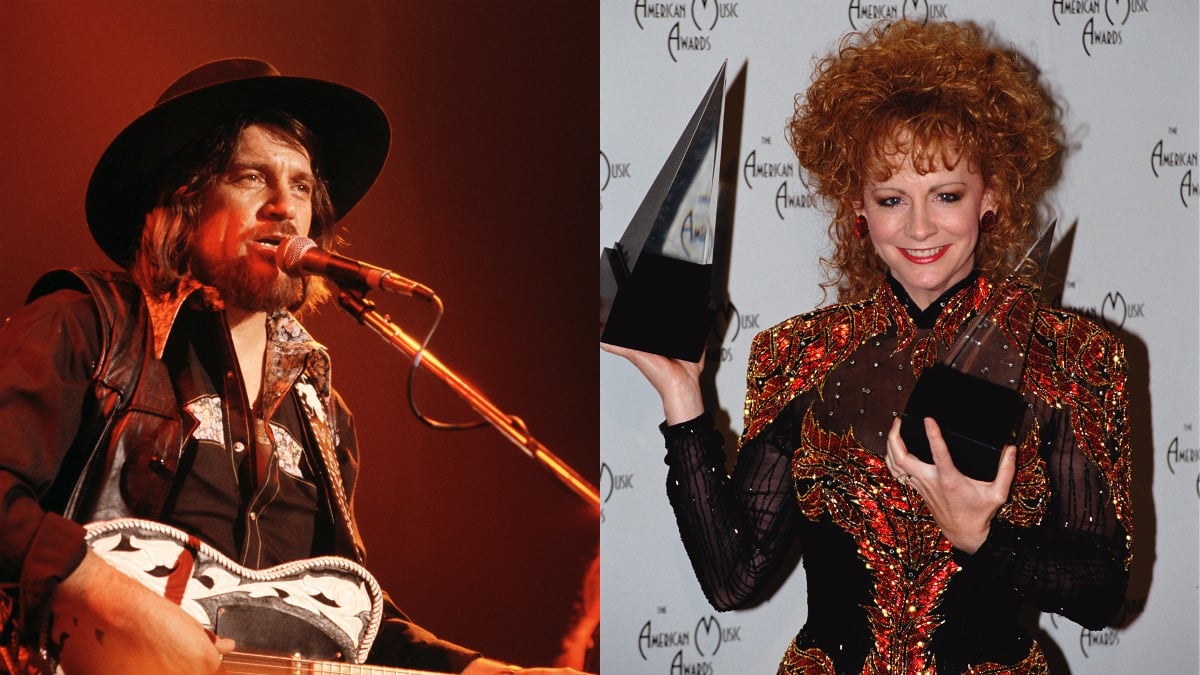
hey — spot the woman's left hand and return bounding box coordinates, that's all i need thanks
[885,417,1016,554]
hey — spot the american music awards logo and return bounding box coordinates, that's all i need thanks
[1046,612,1131,659]
[715,300,759,345]
[846,0,953,31]
[741,146,815,220]
[1051,0,1151,56]
[1079,627,1121,658]
[1165,435,1199,476]
[599,461,635,524]
[636,613,746,673]
[1061,287,1145,332]
[601,150,635,212]
[708,300,759,364]
[1163,432,1200,502]
[1148,135,1198,208]
[631,0,744,63]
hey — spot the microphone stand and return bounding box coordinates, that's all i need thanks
[336,289,601,512]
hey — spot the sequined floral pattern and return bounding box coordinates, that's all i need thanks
[665,273,1132,674]
[1023,311,1132,562]
[796,411,957,673]
[779,641,837,675]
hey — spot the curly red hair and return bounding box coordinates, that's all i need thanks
[788,20,1063,302]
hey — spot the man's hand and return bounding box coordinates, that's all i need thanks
[48,549,234,674]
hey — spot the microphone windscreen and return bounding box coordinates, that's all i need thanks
[276,236,319,274]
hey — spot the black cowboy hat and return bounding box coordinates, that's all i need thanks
[85,57,390,266]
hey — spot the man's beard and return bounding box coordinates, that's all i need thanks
[191,254,304,313]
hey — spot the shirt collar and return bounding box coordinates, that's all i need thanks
[143,278,222,359]
[262,311,332,417]
[885,270,982,330]
[142,279,331,406]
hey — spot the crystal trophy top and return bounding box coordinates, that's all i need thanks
[599,63,726,362]
[900,220,1056,480]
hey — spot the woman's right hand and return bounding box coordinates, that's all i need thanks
[600,342,706,424]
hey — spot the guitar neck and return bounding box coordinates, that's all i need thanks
[221,651,448,675]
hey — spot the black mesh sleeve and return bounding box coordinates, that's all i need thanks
[964,405,1130,629]
[662,410,802,611]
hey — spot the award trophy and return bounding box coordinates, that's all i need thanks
[900,220,1056,481]
[599,64,725,362]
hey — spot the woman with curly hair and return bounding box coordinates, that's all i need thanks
[604,19,1131,674]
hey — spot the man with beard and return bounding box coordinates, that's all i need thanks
[0,59,581,675]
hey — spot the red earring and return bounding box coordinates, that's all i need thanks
[979,210,996,233]
[855,215,869,238]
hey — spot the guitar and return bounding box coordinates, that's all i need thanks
[44,518,447,674]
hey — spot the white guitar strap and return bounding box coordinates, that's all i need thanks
[294,374,365,562]
[264,309,365,564]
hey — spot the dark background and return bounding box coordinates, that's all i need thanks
[0,0,598,668]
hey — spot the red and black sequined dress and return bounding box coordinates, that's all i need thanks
[662,273,1131,674]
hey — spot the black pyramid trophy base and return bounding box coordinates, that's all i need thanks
[600,248,713,363]
[899,364,1025,482]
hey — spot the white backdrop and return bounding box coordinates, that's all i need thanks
[600,2,1198,673]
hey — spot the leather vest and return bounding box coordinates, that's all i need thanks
[26,269,364,563]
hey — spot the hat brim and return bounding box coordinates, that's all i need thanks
[86,74,390,266]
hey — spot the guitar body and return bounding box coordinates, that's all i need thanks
[44,518,400,672]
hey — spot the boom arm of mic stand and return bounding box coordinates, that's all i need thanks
[337,290,600,512]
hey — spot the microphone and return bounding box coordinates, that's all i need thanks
[275,236,435,301]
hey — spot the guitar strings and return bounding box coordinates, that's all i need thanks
[221,650,437,675]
